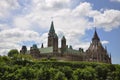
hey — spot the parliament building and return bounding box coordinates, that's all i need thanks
[20,21,111,64]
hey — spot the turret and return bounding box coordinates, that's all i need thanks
[30,44,40,58]
[110,53,112,64]
[41,43,44,48]
[20,45,27,54]
[61,36,66,53]
[53,33,58,53]
[61,36,66,48]
[92,28,100,42]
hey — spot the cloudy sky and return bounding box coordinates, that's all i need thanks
[0,0,120,64]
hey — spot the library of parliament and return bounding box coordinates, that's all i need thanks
[20,21,111,64]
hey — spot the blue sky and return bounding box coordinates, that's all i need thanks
[82,0,120,64]
[0,0,120,64]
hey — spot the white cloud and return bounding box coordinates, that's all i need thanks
[45,0,71,9]
[0,24,11,30]
[0,1,120,55]
[110,0,120,2]
[0,28,42,55]
[72,2,92,17]
[101,40,109,44]
[13,16,31,30]
[0,49,10,56]
[93,9,120,31]
[0,0,20,18]
[74,42,90,51]
[0,28,40,41]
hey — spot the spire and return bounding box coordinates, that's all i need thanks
[110,53,112,63]
[49,21,55,34]
[48,21,57,47]
[110,53,111,59]
[41,43,44,48]
[62,36,66,40]
[92,28,100,41]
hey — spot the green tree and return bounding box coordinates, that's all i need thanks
[73,67,97,80]
[81,67,97,80]
[114,65,120,80]
[49,68,59,80]
[95,64,109,80]
[54,71,67,80]
[59,66,73,80]
[8,49,19,57]
[37,68,51,80]
[73,69,82,80]
[14,67,35,80]
[0,56,11,65]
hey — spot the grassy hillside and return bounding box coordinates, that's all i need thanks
[0,55,120,80]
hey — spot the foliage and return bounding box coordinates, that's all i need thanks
[0,55,120,80]
[8,49,19,57]
[41,58,57,61]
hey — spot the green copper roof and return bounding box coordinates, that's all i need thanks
[49,21,55,33]
[32,44,38,49]
[39,47,53,53]
[66,48,81,54]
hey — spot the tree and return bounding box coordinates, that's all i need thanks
[81,67,97,80]
[73,67,97,80]
[37,68,51,80]
[14,67,35,80]
[95,65,109,80]
[54,71,67,80]
[8,49,19,57]
[73,69,82,80]
[59,66,73,80]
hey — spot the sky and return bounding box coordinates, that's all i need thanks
[0,0,120,64]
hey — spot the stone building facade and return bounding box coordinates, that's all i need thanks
[48,21,58,53]
[85,29,111,63]
[20,21,111,64]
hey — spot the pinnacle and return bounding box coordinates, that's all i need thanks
[49,21,55,33]
[62,36,66,40]
[92,28,100,41]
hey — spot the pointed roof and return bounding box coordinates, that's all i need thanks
[41,43,44,48]
[62,36,66,40]
[92,28,100,41]
[49,21,55,33]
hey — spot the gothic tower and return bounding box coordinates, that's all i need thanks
[86,28,111,63]
[53,33,58,53]
[48,21,58,53]
[20,45,27,54]
[41,43,44,48]
[48,21,55,47]
[61,36,66,54]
